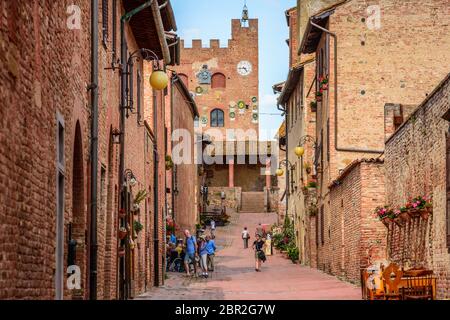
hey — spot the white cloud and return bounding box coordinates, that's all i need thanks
[259,93,278,111]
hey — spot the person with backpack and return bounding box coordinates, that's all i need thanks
[242,227,250,249]
[252,233,266,272]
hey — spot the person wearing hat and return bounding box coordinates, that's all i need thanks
[198,235,209,278]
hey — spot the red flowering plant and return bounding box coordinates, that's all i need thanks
[374,206,396,220]
[319,76,329,90]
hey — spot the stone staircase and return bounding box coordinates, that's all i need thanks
[240,192,266,213]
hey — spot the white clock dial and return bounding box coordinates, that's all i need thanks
[237,60,252,76]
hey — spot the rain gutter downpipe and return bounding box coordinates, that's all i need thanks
[309,20,383,154]
[89,0,99,300]
[153,88,160,287]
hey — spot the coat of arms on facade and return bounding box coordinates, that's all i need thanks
[196,64,212,85]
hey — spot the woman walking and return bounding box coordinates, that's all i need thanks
[252,234,266,272]
[198,235,209,278]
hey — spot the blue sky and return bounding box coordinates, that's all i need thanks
[171,0,296,139]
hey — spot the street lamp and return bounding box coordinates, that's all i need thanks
[295,135,317,158]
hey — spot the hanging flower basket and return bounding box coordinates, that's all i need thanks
[310,101,317,112]
[420,208,432,220]
[393,216,404,227]
[319,76,329,91]
[118,247,125,257]
[381,216,393,227]
[316,91,323,102]
[119,208,126,219]
[399,209,411,223]
[118,227,128,240]
[165,155,174,171]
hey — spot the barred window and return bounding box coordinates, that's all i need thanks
[102,0,109,46]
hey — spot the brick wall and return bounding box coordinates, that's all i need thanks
[171,79,198,233]
[385,74,450,299]
[0,1,166,299]
[328,160,386,284]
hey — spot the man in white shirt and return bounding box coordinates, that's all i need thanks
[242,227,250,249]
[210,219,216,237]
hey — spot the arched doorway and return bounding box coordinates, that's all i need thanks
[71,121,88,299]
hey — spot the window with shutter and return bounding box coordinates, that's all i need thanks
[102,0,109,46]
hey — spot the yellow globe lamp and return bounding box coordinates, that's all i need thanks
[294,145,305,158]
[276,168,284,177]
[150,70,169,90]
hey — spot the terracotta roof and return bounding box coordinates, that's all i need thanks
[278,58,315,105]
[285,6,297,26]
[329,158,384,189]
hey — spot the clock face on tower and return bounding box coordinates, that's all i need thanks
[237,60,252,76]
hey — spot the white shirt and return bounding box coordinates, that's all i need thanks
[242,230,249,239]
[210,220,216,229]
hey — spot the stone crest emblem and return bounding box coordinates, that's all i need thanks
[196,64,211,85]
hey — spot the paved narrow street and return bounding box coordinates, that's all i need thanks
[139,211,361,300]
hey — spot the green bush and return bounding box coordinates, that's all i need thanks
[287,245,299,263]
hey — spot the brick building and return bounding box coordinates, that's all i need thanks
[275,6,317,265]
[296,0,450,277]
[384,73,450,299]
[0,0,178,300]
[175,11,276,212]
[165,72,200,234]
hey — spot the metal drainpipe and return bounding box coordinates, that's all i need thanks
[171,75,176,222]
[89,0,99,300]
[309,20,383,154]
[153,88,160,287]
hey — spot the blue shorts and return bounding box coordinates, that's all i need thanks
[184,252,195,263]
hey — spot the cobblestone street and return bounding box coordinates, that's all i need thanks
[138,211,361,300]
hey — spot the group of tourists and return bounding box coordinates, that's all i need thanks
[166,220,217,278]
[242,223,272,272]
[167,218,272,276]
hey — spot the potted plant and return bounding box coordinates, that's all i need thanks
[134,189,148,205]
[307,181,317,188]
[310,101,317,112]
[165,155,174,171]
[319,76,329,90]
[374,206,395,227]
[308,205,318,217]
[134,220,144,234]
[119,208,126,219]
[118,227,128,239]
[304,162,312,175]
[118,246,125,257]
[392,209,404,227]
[398,206,411,223]
[287,245,299,263]
[316,90,323,102]
[302,186,308,195]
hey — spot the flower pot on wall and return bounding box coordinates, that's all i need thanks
[399,211,411,223]
[381,217,392,228]
[408,208,421,218]
[118,228,127,240]
[420,209,431,220]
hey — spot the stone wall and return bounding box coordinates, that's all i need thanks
[207,187,242,211]
[384,74,450,299]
